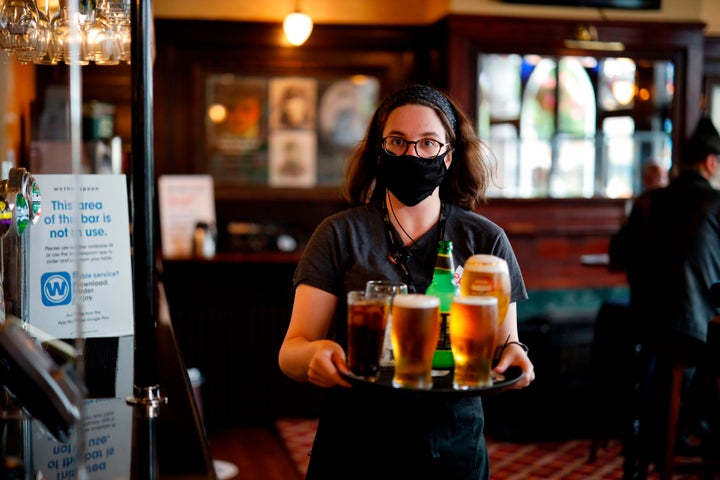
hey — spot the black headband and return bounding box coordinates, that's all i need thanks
[379,85,458,133]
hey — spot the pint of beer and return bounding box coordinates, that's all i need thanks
[391,294,440,390]
[347,291,391,381]
[460,254,510,325]
[450,295,499,389]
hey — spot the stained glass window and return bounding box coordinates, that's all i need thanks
[478,53,673,198]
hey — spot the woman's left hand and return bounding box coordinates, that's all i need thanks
[493,342,535,388]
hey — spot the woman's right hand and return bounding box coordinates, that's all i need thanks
[306,339,352,388]
[279,284,353,388]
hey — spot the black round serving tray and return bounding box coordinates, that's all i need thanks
[341,365,523,397]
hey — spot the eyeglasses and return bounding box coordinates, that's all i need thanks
[381,136,451,160]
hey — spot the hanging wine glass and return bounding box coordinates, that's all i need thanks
[112,22,131,63]
[50,0,88,65]
[31,1,57,65]
[83,7,115,64]
[95,0,131,64]
[96,0,131,27]
[0,0,41,58]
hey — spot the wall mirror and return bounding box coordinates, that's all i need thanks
[477,53,675,199]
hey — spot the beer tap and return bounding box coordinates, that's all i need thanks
[0,170,79,478]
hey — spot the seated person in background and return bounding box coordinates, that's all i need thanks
[640,159,669,191]
[609,158,669,269]
[609,116,720,477]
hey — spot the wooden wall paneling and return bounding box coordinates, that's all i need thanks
[160,258,325,428]
[480,199,629,290]
[214,196,348,253]
[704,36,720,121]
[705,36,720,76]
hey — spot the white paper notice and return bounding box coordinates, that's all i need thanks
[28,174,134,339]
[32,396,133,479]
[158,174,216,258]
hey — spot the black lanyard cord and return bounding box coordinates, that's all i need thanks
[382,201,447,294]
[383,206,417,292]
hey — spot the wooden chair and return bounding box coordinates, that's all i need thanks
[659,317,720,480]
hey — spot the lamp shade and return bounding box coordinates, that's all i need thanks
[283,11,312,46]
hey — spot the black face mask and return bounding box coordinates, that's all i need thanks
[378,150,449,206]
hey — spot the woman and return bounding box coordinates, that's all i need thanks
[278,84,535,480]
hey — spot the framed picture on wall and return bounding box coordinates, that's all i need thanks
[269,77,317,130]
[268,130,317,187]
[205,75,268,185]
[203,72,380,189]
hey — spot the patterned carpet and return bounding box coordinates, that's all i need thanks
[275,418,319,479]
[487,437,623,479]
[274,417,709,479]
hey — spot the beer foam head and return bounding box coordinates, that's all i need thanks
[453,295,498,306]
[394,293,440,309]
[464,254,508,273]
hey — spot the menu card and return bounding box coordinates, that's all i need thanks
[158,174,216,258]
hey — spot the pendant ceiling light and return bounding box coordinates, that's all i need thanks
[283,1,312,46]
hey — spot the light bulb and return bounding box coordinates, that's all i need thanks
[283,11,312,46]
[611,79,636,106]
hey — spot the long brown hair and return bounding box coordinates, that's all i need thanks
[342,84,494,211]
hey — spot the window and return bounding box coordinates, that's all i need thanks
[478,53,673,198]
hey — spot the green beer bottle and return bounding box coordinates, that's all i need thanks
[427,240,459,369]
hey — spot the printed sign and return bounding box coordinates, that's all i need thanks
[28,174,134,339]
[30,334,134,479]
[158,174,216,258]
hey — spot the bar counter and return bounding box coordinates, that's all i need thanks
[160,254,324,430]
